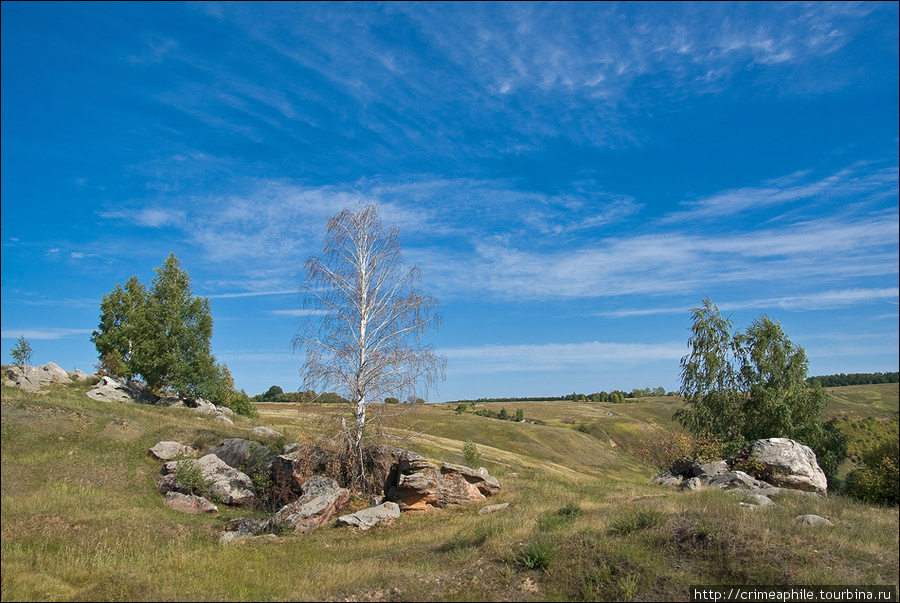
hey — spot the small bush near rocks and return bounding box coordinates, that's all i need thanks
[174,459,208,496]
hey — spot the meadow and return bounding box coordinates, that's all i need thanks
[2,379,897,601]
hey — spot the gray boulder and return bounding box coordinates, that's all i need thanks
[692,461,729,481]
[251,426,283,438]
[271,476,350,534]
[682,477,703,491]
[271,445,337,498]
[162,454,256,506]
[68,369,92,381]
[731,438,827,493]
[6,363,73,393]
[149,441,197,460]
[86,375,158,404]
[708,470,771,490]
[796,514,833,526]
[209,438,277,478]
[650,471,684,488]
[336,502,401,530]
[219,517,274,543]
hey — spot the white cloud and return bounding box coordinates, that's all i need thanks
[598,288,900,318]
[1,328,93,340]
[443,340,685,374]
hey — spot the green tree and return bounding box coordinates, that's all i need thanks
[91,275,146,377]
[134,254,217,398]
[10,335,33,369]
[91,254,244,411]
[675,297,832,460]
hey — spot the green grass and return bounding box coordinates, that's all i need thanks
[2,381,898,601]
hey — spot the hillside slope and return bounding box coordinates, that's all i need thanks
[2,381,898,601]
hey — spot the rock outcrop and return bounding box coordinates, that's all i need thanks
[335,501,401,530]
[149,441,197,460]
[164,492,218,514]
[86,376,158,404]
[5,363,73,393]
[160,454,256,506]
[730,438,827,493]
[391,455,501,511]
[270,476,350,534]
[651,438,827,495]
[251,426,283,438]
[210,438,277,478]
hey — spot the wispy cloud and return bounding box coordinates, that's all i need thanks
[443,340,685,374]
[207,290,296,299]
[663,165,899,223]
[1,328,93,340]
[598,287,900,318]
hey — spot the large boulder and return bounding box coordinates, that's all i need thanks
[391,456,501,511]
[730,438,827,493]
[271,475,350,534]
[86,376,158,404]
[271,445,338,499]
[161,454,256,506]
[6,363,73,393]
[335,502,401,530]
[68,369,92,381]
[209,438,277,478]
[251,426,283,438]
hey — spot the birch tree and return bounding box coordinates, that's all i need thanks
[294,204,445,487]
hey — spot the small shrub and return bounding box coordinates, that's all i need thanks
[519,539,557,571]
[558,502,583,518]
[630,430,724,471]
[174,460,207,496]
[608,509,664,536]
[462,440,482,467]
[845,436,899,506]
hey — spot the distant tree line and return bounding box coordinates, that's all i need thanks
[252,385,350,405]
[448,387,671,406]
[807,372,899,388]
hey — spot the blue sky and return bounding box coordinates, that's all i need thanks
[2,2,897,402]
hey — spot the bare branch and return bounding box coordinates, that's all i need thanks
[292,203,446,489]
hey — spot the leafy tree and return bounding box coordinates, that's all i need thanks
[676,297,832,459]
[134,254,218,398]
[90,254,249,414]
[91,275,146,377]
[293,204,445,489]
[845,420,899,505]
[10,334,33,369]
[263,385,284,400]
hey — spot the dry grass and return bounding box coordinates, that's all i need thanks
[2,381,898,601]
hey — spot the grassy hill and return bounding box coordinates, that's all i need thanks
[2,380,898,601]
